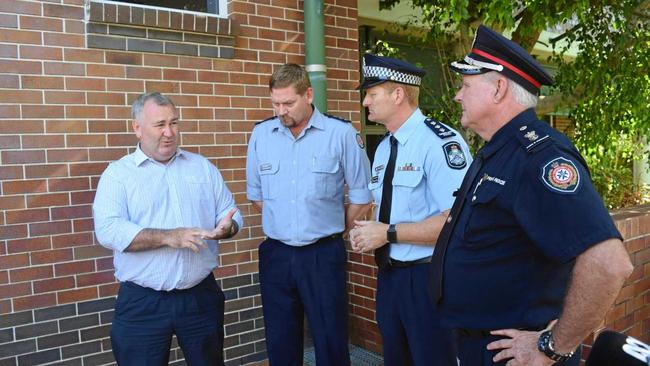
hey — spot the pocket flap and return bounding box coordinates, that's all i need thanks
[311,157,339,174]
[392,170,424,188]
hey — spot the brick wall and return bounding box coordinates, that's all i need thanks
[0,0,361,364]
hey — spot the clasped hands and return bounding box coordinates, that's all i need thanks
[348,220,389,253]
[167,208,238,253]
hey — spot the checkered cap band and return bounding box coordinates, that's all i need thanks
[363,65,422,86]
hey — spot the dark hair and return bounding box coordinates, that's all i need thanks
[131,92,176,121]
[269,63,311,95]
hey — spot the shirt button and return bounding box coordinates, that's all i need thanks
[291,200,295,203]
[447,216,452,223]
[291,180,295,184]
[472,195,477,201]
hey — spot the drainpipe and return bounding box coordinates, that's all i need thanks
[304,0,327,112]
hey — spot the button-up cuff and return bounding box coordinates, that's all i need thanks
[348,188,373,204]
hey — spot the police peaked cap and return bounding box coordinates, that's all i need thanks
[359,53,426,89]
[450,25,554,95]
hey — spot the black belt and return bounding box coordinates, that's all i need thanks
[387,256,432,268]
[267,233,342,246]
[456,325,546,338]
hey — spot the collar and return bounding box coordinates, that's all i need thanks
[133,144,184,166]
[271,105,325,135]
[481,108,538,159]
[392,108,425,146]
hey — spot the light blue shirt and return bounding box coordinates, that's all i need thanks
[246,107,372,246]
[370,109,472,261]
[93,146,243,291]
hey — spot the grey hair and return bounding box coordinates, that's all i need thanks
[131,92,176,121]
[482,72,538,108]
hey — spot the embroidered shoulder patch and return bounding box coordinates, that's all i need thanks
[424,118,456,139]
[356,133,365,149]
[541,157,581,193]
[442,141,467,170]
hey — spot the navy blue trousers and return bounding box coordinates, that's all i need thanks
[455,332,581,365]
[111,273,225,366]
[259,236,350,366]
[376,263,457,366]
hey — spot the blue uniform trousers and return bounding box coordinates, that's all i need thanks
[111,273,225,366]
[259,236,350,366]
[377,263,456,366]
[455,332,581,365]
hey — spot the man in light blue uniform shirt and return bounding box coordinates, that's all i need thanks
[246,64,372,366]
[93,92,243,366]
[350,54,471,366]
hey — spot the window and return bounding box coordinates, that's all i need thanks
[109,0,226,17]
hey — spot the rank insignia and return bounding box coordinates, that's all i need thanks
[541,157,581,193]
[442,141,467,169]
[375,164,384,172]
[356,133,365,149]
[524,130,538,141]
[398,163,421,171]
[371,175,379,183]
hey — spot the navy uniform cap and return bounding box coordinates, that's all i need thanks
[359,53,426,89]
[450,25,553,95]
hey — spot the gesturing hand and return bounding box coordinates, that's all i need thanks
[204,208,238,240]
[166,227,211,253]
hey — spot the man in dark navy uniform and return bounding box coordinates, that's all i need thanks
[430,25,634,365]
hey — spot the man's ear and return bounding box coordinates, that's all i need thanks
[494,77,509,103]
[392,86,406,105]
[132,120,142,138]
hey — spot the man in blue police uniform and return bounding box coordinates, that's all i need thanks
[246,64,372,366]
[430,25,633,365]
[349,53,471,366]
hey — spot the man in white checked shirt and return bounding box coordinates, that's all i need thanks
[93,92,243,366]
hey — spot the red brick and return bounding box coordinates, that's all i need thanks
[0,29,41,45]
[51,205,92,220]
[73,244,112,259]
[88,120,128,133]
[64,18,85,34]
[0,165,23,179]
[66,77,106,91]
[198,96,230,107]
[44,91,86,104]
[57,286,98,304]
[7,237,51,254]
[64,48,104,63]
[2,150,45,164]
[31,248,73,265]
[22,75,65,89]
[73,218,94,232]
[27,193,70,208]
[20,45,63,60]
[126,66,162,80]
[99,282,119,297]
[77,270,115,287]
[33,276,75,293]
[0,271,8,284]
[45,120,87,133]
[22,105,64,118]
[0,299,10,314]
[44,61,85,76]
[143,53,179,67]
[107,78,144,92]
[145,81,181,93]
[107,133,138,147]
[0,74,19,88]
[106,106,130,119]
[0,59,41,74]
[48,177,90,192]
[10,265,53,282]
[3,179,47,195]
[0,195,25,212]
[52,232,94,249]
[106,51,142,66]
[70,190,96,205]
[96,257,114,271]
[65,134,105,147]
[29,220,72,236]
[0,90,41,104]
[13,293,57,311]
[47,149,89,163]
[6,208,50,224]
[87,63,126,78]
[179,56,211,70]
[89,148,129,161]
[43,3,84,19]
[0,0,41,15]
[87,92,125,105]
[55,260,95,278]
[20,15,63,31]
[0,253,29,269]
[22,135,65,149]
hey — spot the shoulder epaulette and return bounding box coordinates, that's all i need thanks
[255,116,276,125]
[424,118,456,139]
[324,113,351,123]
[516,125,552,153]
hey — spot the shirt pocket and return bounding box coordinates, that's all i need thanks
[463,182,503,246]
[310,156,340,199]
[392,170,425,220]
[258,160,280,200]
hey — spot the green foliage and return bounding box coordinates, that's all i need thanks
[377,0,650,208]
